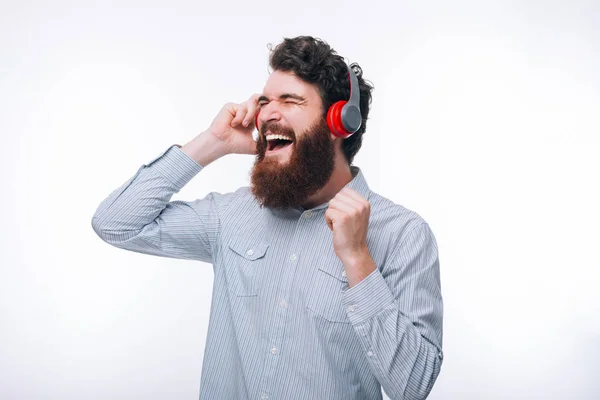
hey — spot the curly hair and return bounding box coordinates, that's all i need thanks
[268,36,374,165]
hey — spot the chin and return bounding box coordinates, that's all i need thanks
[266,153,291,163]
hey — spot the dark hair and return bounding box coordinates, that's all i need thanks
[268,36,374,165]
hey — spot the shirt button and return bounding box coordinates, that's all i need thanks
[367,351,373,357]
[246,249,254,256]
[279,299,288,308]
[304,211,312,218]
[261,393,269,400]
[290,254,297,261]
[347,305,355,313]
[341,270,347,278]
[270,347,278,355]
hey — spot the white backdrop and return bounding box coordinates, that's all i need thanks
[1,1,599,399]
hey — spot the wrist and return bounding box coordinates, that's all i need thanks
[181,131,227,167]
[344,250,377,288]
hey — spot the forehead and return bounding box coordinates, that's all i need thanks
[262,70,320,100]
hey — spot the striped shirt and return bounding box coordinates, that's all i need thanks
[91,145,444,400]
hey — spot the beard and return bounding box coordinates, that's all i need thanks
[250,117,335,210]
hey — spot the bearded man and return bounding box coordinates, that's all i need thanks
[92,35,444,400]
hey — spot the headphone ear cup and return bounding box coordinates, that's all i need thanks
[255,111,260,131]
[327,100,351,138]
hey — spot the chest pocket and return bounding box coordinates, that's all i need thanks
[305,261,352,324]
[224,239,270,297]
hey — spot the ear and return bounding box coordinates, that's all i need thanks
[331,134,345,153]
[329,128,345,145]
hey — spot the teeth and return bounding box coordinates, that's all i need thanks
[266,134,293,142]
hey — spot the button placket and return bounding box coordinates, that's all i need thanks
[259,226,303,395]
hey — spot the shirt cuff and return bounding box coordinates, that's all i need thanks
[342,268,395,325]
[145,144,203,189]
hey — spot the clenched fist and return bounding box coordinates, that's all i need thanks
[325,188,374,283]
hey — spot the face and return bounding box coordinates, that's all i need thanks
[250,70,336,210]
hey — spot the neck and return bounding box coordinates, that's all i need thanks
[301,150,353,210]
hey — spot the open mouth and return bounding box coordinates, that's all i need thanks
[266,136,294,152]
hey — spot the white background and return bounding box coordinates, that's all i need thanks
[1,1,599,399]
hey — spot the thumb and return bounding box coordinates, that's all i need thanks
[325,210,336,231]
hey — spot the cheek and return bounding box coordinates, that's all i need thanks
[289,114,316,134]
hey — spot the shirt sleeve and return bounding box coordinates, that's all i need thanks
[91,144,236,263]
[341,222,444,400]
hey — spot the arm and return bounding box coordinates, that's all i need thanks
[341,222,444,400]
[91,142,232,263]
[91,93,264,262]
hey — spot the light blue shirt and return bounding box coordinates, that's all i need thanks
[92,145,443,400]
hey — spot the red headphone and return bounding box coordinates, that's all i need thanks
[327,63,362,139]
[255,63,362,139]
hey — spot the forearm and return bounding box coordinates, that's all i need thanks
[181,130,228,167]
[343,269,443,400]
[365,303,442,400]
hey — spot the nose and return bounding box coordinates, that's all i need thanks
[255,102,282,133]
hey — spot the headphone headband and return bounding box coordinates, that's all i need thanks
[347,64,361,109]
[338,63,362,135]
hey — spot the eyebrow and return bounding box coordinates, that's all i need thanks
[257,93,306,103]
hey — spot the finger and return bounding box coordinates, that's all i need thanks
[249,92,262,103]
[325,215,333,231]
[243,96,259,128]
[339,188,369,210]
[339,188,364,202]
[225,102,237,118]
[329,197,356,215]
[325,208,344,230]
[335,190,365,211]
[344,188,368,205]
[230,104,248,127]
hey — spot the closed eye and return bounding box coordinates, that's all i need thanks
[259,100,298,106]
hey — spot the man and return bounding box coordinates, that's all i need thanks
[92,36,443,400]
